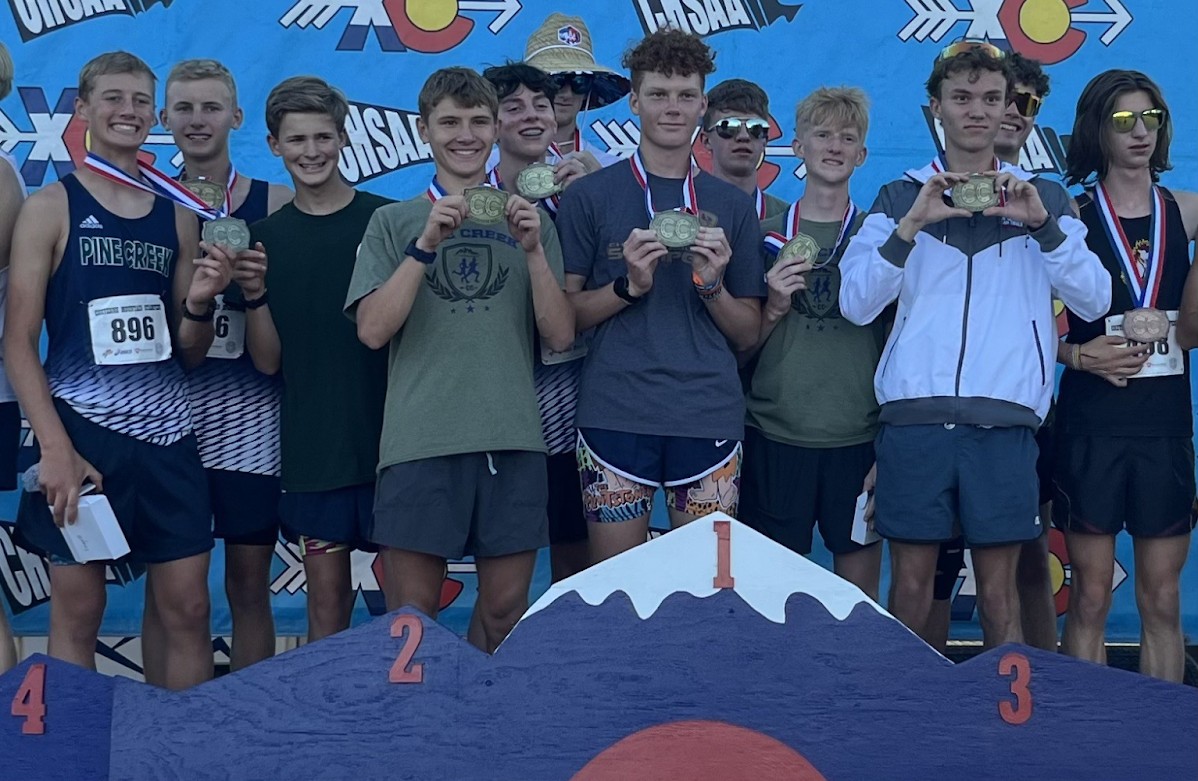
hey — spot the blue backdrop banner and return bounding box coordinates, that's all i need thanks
[0,0,1194,644]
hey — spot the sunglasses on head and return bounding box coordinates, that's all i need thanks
[1010,89,1042,118]
[1110,108,1165,133]
[550,72,595,95]
[937,39,1006,62]
[707,116,770,140]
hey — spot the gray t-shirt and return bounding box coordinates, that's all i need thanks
[557,162,766,441]
[345,196,563,468]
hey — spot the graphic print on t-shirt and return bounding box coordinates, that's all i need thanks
[426,242,509,314]
[793,266,842,323]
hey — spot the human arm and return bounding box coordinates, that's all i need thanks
[350,199,467,349]
[3,186,103,525]
[690,224,762,353]
[509,198,573,351]
[1172,190,1198,348]
[172,209,231,369]
[231,241,281,375]
[739,252,813,364]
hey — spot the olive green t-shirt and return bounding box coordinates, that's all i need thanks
[762,191,789,219]
[746,213,888,448]
[250,191,392,491]
[345,196,564,468]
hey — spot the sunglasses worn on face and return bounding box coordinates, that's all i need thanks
[938,39,1006,62]
[707,117,770,140]
[1110,108,1165,133]
[1011,90,1042,118]
[551,72,595,95]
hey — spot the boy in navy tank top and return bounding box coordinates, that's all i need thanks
[1057,70,1198,682]
[4,52,232,689]
[142,59,293,676]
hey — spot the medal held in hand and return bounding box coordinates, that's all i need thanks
[516,163,561,201]
[1122,307,1170,343]
[650,210,701,249]
[464,186,509,225]
[951,174,999,212]
[202,217,251,253]
[778,233,820,264]
[180,178,226,213]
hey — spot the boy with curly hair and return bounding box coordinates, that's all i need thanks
[556,29,765,563]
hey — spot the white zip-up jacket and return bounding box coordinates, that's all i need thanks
[839,160,1111,428]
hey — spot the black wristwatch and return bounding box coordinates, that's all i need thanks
[181,298,215,322]
[243,290,269,310]
[405,238,437,265]
[613,275,643,304]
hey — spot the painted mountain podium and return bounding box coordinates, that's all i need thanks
[1,515,1195,780]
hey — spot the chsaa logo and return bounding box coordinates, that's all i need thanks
[0,86,180,188]
[6,0,175,42]
[632,0,801,36]
[339,99,432,185]
[898,0,1132,64]
[279,0,521,53]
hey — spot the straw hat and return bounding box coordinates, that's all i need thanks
[524,13,630,108]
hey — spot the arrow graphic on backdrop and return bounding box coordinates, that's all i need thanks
[898,0,1132,63]
[459,0,522,33]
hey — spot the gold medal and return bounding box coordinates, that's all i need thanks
[1122,307,1170,343]
[778,233,820,264]
[649,210,700,249]
[202,217,251,253]
[464,187,509,225]
[951,174,999,212]
[515,163,561,201]
[180,178,225,212]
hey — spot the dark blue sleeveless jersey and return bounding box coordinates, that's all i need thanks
[187,178,283,475]
[45,174,191,445]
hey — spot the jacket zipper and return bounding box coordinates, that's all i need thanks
[880,315,907,380]
[954,214,976,397]
[1032,320,1046,385]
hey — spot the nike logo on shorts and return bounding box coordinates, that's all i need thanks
[715,440,728,447]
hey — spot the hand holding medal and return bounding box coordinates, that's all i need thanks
[688,226,732,289]
[504,193,543,253]
[978,170,1049,227]
[422,180,469,251]
[181,176,251,254]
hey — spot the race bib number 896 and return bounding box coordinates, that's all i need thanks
[87,294,171,366]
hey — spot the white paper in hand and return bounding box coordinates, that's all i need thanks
[59,493,131,562]
[850,491,880,546]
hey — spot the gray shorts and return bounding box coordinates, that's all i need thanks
[371,451,548,559]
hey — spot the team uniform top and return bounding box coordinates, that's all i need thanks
[187,178,282,476]
[45,173,191,445]
[0,150,28,404]
[345,195,564,469]
[556,162,766,442]
[1057,187,1192,438]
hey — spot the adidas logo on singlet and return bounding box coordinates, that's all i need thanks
[78,215,103,230]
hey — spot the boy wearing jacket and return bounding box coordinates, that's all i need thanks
[838,42,1110,648]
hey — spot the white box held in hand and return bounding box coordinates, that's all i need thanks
[60,493,130,562]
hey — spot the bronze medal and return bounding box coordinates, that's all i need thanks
[778,233,820,265]
[951,174,999,213]
[515,163,561,201]
[464,186,509,225]
[180,177,225,212]
[1122,307,1170,343]
[202,217,251,253]
[649,210,700,249]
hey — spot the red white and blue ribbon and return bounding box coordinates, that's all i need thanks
[630,149,696,223]
[84,152,217,220]
[1094,182,1166,308]
[762,198,858,259]
[178,165,239,218]
[426,177,449,203]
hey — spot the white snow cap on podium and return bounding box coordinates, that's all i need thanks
[523,514,891,624]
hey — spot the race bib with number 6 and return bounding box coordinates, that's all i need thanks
[206,294,246,360]
[87,294,171,366]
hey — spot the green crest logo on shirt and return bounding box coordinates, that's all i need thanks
[427,243,508,309]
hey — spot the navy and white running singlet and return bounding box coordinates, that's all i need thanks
[187,178,282,475]
[45,174,191,445]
